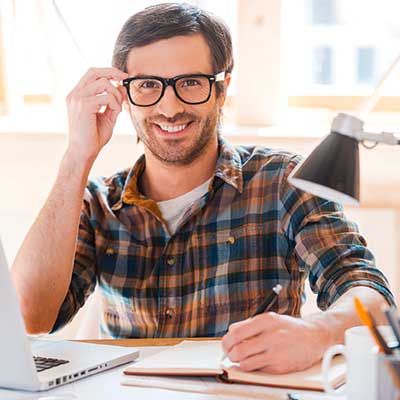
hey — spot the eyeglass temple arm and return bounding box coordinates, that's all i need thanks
[215,72,226,82]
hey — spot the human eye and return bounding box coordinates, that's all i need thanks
[181,78,201,87]
[138,79,161,89]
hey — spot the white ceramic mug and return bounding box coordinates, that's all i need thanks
[322,325,394,400]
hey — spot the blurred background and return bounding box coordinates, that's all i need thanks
[0,0,399,337]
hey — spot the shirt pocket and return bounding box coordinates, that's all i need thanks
[208,223,289,282]
[96,239,157,290]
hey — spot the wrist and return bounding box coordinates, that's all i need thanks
[60,148,95,181]
[64,145,97,169]
[304,314,336,356]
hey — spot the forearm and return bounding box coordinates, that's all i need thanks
[11,150,94,335]
[304,286,389,351]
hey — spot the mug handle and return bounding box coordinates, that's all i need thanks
[321,344,346,396]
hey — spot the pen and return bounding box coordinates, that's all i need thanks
[383,305,400,347]
[254,284,283,315]
[354,297,392,355]
[221,284,283,363]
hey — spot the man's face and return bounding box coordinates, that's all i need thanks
[124,34,229,166]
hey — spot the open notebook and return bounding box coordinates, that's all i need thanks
[123,340,345,392]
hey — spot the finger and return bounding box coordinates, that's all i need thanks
[76,67,128,90]
[87,93,121,114]
[227,331,271,363]
[238,350,272,372]
[101,104,121,125]
[81,78,123,104]
[223,313,278,353]
[239,349,293,374]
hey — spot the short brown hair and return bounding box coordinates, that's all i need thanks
[112,2,233,96]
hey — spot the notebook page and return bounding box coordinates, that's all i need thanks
[124,340,224,375]
[227,355,346,391]
[121,375,295,399]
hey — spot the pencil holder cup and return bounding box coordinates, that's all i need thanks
[376,353,400,400]
[322,325,395,400]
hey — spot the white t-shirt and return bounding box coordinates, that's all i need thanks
[157,178,212,235]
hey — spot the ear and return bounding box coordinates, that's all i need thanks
[118,84,130,112]
[217,73,232,108]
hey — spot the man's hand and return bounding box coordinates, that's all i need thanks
[66,67,128,163]
[222,312,331,374]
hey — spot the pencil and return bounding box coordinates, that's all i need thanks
[354,297,392,355]
[354,298,400,392]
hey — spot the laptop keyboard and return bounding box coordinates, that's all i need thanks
[34,356,70,372]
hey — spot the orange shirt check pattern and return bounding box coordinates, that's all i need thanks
[52,137,394,338]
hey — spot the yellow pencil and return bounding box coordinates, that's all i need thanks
[354,298,400,391]
[354,297,392,355]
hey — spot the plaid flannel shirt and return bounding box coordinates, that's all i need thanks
[52,136,394,337]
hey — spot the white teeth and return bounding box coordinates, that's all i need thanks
[158,123,188,133]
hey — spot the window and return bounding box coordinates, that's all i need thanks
[286,0,400,114]
[311,0,336,25]
[356,47,376,84]
[0,0,237,132]
[313,46,333,84]
[1,0,400,134]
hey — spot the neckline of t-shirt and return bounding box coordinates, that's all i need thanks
[157,178,212,207]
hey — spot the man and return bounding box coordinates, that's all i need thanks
[12,3,394,374]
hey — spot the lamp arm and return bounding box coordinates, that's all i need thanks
[331,113,400,146]
[355,131,400,146]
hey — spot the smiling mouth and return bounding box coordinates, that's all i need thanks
[155,122,193,133]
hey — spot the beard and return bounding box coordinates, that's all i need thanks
[132,107,221,166]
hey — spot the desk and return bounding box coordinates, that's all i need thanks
[0,338,344,400]
[82,337,221,347]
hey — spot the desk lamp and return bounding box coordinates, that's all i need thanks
[288,53,400,205]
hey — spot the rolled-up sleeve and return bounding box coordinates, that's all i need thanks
[51,188,97,332]
[281,156,395,310]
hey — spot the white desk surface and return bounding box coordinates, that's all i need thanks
[0,345,345,400]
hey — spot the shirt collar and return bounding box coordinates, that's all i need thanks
[214,136,243,193]
[112,136,243,212]
[111,154,162,216]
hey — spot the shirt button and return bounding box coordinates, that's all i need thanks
[165,308,175,319]
[166,256,176,266]
[226,236,235,245]
[223,168,231,176]
[105,248,115,255]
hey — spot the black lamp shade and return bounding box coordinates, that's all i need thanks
[288,131,360,205]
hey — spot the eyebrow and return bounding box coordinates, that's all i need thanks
[129,71,211,78]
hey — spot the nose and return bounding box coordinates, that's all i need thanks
[155,85,185,118]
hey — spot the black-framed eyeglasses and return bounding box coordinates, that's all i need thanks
[122,71,225,107]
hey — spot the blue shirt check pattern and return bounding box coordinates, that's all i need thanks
[52,137,394,337]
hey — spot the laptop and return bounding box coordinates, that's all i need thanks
[0,238,139,391]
